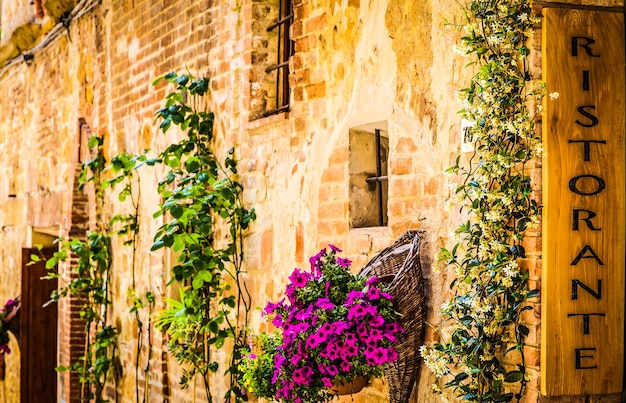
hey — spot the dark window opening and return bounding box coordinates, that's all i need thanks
[263,0,293,117]
[350,125,389,228]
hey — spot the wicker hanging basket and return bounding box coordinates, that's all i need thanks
[358,230,425,403]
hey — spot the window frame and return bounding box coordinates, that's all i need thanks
[263,0,294,117]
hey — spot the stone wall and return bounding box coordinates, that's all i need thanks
[0,0,622,402]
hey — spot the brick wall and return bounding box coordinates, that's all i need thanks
[0,0,623,402]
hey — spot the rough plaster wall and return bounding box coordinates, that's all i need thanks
[0,0,622,402]
[543,0,623,6]
[1,0,36,46]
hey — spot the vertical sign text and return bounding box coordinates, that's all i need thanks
[541,8,625,396]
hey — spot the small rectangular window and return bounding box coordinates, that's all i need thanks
[349,124,389,228]
[263,0,293,117]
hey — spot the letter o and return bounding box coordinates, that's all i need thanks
[569,175,606,196]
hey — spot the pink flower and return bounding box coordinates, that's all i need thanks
[367,287,381,300]
[293,366,314,385]
[320,343,340,360]
[290,353,303,366]
[329,244,342,253]
[294,306,313,321]
[369,315,385,328]
[264,298,285,315]
[339,344,358,360]
[0,344,10,355]
[365,305,378,316]
[381,291,394,300]
[322,377,333,387]
[344,290,365,306]
[309,249,325,274]
[337,257,351,267]
[272,314,284,327]
[320,363,339,377]
[306,333,323,349]
[383,323,403,342]
[344,333,358,347]
[367,328,383,342]
[315,297,334,310]
[289,268,311,288]
[347,304,367,320]
[331,320,349,334]
[366,277,380,286]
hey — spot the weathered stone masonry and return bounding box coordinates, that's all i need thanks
[0,0,623,402]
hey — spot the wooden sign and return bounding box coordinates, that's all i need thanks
[541,8,625,396]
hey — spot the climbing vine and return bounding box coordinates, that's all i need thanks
[151,72,256,402]
[421,1,544,402]
[37,136,118,403]
[34,72,255,402]
[36,140,157,402]
[106,151,157,403]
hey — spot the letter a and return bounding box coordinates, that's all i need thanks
[571,245,604,265]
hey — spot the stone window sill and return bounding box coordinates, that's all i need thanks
[245,112,289,132]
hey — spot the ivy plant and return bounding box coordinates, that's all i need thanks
[421,1,544,402]
[151,72,256,403]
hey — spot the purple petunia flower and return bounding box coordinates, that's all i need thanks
[290,353,304,366]
[344,333,358,347]
[316,297,334,310]
[293,366,314,385]
[331,320,350,334]
[385,347,398,362]
[309,249,326,273]
[320,363,339,377]
[372,348,390,365]
[329,244,342,253]
[366,277,380,286]
[381,291,394,300]
[337,257,352,268]
[384,322,404,335]
[344,290,365,306]
[368,328,383,342]
[367,287,381,300]
[340,344,358,360]
[264,298,285,315]
[295,306,313,321]
[356,323,370,339]
[306,333,323,349]
[347,304,367,320]
[369,315,385,328]
[322,377,333,388]
[272,314,284,328]
[320,344,341,361]
[289,268,312,288]
[364,305,378,316]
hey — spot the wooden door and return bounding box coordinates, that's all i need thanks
[21,247,57,403]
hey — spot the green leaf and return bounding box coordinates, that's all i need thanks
[151,240,165,251]
[170,204,184,219]
[504,371,523,383]
[192,277,204,289]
